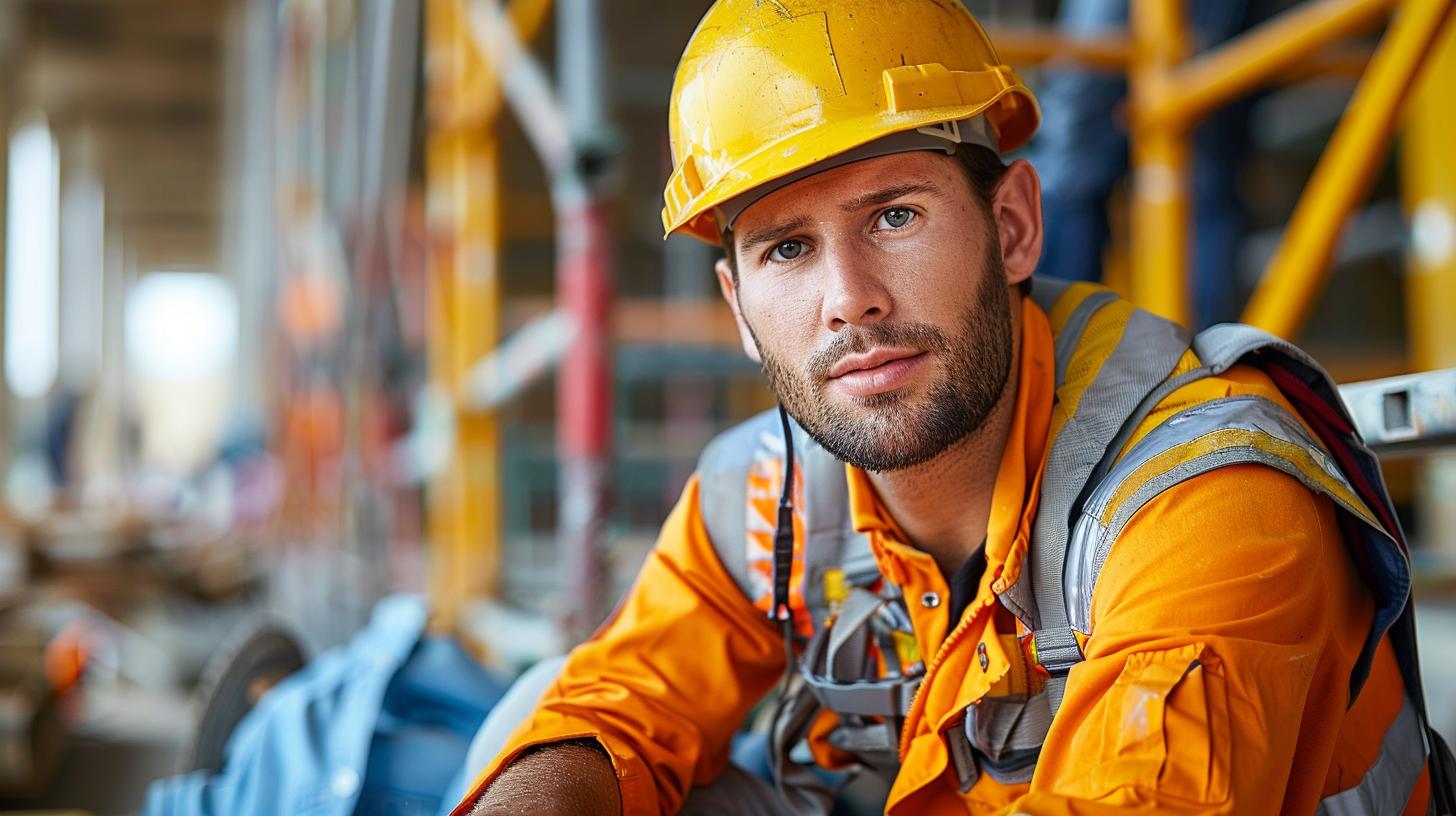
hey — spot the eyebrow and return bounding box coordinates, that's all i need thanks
[737,215,811,254]
[838,182,941,213]
[736,181,943,254]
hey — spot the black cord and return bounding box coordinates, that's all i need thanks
[771,406,799,705]
[772,405,797,624]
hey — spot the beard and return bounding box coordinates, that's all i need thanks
[752,251,1014,473]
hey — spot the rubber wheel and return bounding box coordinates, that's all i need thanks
[185,621,307,774]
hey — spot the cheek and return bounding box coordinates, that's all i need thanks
[893,228,989,313]
[740,279,821,349]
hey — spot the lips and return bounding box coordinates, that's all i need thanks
[826,348,927,398]
[827,348,923,380]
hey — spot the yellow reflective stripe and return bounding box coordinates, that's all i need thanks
[1099,427,1381,530]
[1050,298,1136,441]
[1047,281,1112,334]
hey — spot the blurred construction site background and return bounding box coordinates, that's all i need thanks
[0,0,1453,812]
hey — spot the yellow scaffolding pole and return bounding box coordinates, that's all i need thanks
[1401,12,1456,556]
[423,0,551,637]
[1127,0,1193,324]
[1243,0,1456,337]
[1400,14,1456,373]
[1146,0,1394,129]
[1004,0,1451,332]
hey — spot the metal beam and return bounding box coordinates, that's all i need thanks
[1341,369,1456,456]
[555,0,616,641]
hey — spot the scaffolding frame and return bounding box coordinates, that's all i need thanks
[997,0,1455,336]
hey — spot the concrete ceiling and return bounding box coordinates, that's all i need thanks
[7,0,229,271]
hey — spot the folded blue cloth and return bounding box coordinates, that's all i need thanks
[145,595,506,816]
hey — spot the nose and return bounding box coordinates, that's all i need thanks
[820,245,891,332]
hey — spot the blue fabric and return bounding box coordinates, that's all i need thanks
[144,595,506,816]
[1027,0,1258,329]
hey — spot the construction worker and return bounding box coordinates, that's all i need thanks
[456,1,1454,813]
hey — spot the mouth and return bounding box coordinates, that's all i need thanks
[826,348,927,398]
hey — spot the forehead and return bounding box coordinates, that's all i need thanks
[732,150,966,234]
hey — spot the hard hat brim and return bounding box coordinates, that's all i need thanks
[662,84,1040,245]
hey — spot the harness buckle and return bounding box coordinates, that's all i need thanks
[1030,628,1085,678]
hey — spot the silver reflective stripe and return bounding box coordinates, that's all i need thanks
[1192,323,1316,378]
[1063,395,1384,635]
[1316,697,1427,816]
[1022,277,1118,392]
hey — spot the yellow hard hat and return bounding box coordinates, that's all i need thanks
[661,0,1040,244]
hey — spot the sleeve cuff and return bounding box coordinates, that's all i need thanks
[450,720,662,816]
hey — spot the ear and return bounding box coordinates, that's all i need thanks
[715,256,763,364]
[990,159,1043,290]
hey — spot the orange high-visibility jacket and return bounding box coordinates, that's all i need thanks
[456,290,1428,815]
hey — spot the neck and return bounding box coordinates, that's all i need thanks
[867,303,1023,576]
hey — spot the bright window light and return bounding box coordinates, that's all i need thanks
[4,113,60,400]
[125,273,238,381]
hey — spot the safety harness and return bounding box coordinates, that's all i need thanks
[695,277,1455,814]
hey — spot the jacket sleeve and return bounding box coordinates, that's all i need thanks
[998,463,1370,815]
[454,475,788,816]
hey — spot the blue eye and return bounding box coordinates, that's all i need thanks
[879,208,914,229]
[770,240,805,261]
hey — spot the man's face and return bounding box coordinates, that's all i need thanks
[720,151,1016,473]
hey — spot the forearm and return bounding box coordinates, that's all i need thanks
[468,740,623,816]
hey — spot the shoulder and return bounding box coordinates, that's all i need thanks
[1084,360,1349,635]
[1090,461,1342,640]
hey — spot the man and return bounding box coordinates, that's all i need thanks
[456,1,1447,814]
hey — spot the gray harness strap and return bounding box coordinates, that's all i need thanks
[1024,300,1191,715]
[696,410,783,601]
[795,423,879,606]
[696,412,875,613]
[701,416,897,815]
